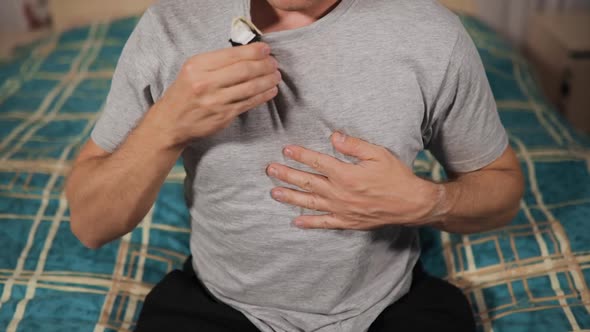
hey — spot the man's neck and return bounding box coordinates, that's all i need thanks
[251,0,341,34]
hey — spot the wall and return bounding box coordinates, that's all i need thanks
[50,0,154,30]
[438,0,477,15]
[475,0,590,45]
[0,0,28,33]
[0,0,51,33]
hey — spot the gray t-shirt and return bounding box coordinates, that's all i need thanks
[91,0,508,331]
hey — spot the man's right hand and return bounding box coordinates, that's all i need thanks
[147,42,280,148]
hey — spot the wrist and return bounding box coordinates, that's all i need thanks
[418,179,450,225]
[141,101,187,153]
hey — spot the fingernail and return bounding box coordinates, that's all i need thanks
[275,71,282,80]
[284,148,293,158]
[267,166,278,177]
[271,57,279,68]
[272,190,283,201]
[262,44,271,55]
[334,132,346,143]
[294,219,305,228]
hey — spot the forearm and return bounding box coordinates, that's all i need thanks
[66,108,182,248]
[66,43,280,248]
[430,167,524,234]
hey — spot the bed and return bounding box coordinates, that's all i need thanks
[0,9,589,332]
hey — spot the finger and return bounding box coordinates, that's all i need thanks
[266,164,331,195]
[283,145,350,177]
[331,132,383,161]
[219,71,281,104]
[211,57,278,88]
[193,42,271,71]
[293,214,346,230]
[270,188,331,212]
[229,86,278,116]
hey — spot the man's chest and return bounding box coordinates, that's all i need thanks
[165,38,429,186]
[183,61,427,199]
[213,53,425,155]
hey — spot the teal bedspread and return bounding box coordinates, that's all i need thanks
[0,15,589,332]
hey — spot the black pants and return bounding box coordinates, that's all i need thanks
[135,257,475,332]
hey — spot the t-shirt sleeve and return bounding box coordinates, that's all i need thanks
[90,8,161,153]
[426,25,508,173]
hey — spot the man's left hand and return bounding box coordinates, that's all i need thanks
[266,132,445,230]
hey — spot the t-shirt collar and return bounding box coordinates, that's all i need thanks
[240,0,357,46]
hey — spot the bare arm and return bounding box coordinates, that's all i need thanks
[431,145,524,234]
[66,42,280,248]
[66,114,182,249]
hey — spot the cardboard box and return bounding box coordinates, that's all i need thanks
[526,12,590,133]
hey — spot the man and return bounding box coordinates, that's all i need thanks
[65,0,524,331]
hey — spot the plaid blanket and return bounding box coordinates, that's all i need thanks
[0,15,589,332]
